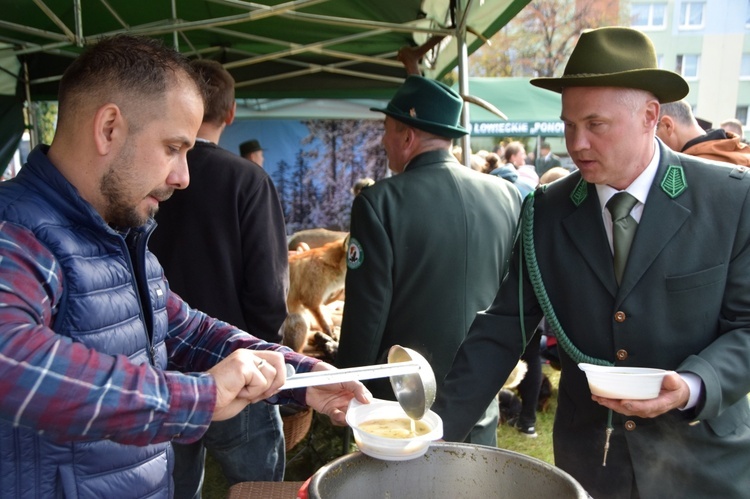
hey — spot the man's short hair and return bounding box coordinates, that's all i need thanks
[56,34,202,132]
[658,100,694,125]
[721,118,745,138]
[190,59,235,126]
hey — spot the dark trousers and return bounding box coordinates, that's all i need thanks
[172,403,285,498]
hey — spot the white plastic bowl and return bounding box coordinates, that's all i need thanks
[346,398,443,461]
[578,363,669,400]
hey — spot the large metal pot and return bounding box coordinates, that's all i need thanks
[307,442,589,498]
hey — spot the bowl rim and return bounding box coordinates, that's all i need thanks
[577,363,668,377]
[346,398,443,443]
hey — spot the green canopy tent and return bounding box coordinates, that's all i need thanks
[0,0,530,172]
[456,77,564,137]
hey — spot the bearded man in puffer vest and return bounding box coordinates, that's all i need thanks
[0,34,370,498]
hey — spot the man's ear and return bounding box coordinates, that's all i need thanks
[659,115,675,136]
[644,99,660,129]
[403,126,418,151]
[225,101,236,127]
[93,103,124,156]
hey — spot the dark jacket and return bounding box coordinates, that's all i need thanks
[435,143,750,498]
[150,141,289,341]
[337,149,522,442]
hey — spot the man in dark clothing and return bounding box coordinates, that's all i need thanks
[149,60,289,497]
[337,76,522,446]
[434,27,750,498]
[534,142,562,176]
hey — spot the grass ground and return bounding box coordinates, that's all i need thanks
[202,364,560,498]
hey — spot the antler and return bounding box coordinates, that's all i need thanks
[397,35,447,75]
[461,94,507,121]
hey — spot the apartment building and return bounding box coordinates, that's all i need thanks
[629,0,750,132]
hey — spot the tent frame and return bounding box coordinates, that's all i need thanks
[0,0,530,168]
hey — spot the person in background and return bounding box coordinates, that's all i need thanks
[535,141,562,177]
[503,141,538,197]
[538,166,571,185]
[0,34,369,498]
[720,118,745,142]
[483,152,502,174]
[525,150,536,166]
[240,138,265,167]
[433,27,750,498]
[656,99,750,165]
[337,75,522,446]
[149,60,290,497]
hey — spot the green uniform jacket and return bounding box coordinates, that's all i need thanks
[337,149,522,442]
[434,142,750,498]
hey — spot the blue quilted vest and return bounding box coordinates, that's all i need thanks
[0,147,173,497]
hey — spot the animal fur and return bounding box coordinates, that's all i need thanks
[498,360,528,425]
[281,236,348,353]
[287,228,348,252]
[497,364,554,425]
[503,360,528,390]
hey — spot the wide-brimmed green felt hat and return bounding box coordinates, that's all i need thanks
[530,27,688,103]
[371,75,468,138]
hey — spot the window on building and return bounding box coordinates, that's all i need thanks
[737,106,749,127]
[680,2,705,29]
[631,3,667,28]
[742,54,750,79]
[676,54,700,79]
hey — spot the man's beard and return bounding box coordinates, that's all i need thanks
[99,150,173,228]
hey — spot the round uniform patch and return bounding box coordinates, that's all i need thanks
[347,238,364,269]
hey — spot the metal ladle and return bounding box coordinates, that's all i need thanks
[280,344,436,420]
[387,345,436,420]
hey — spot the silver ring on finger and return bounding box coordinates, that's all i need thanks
[256,359,266,369]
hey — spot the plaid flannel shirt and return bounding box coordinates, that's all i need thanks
[0,220,315,446]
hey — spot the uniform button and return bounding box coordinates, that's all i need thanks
[616,349,628,361]
[624,420,636,431]
[614,311,626,322]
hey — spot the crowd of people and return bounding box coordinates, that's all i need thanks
[2,24,750,499]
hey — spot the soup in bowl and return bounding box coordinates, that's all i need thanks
[346,398,443,461]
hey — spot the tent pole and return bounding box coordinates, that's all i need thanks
[23,60,37,149]
[73,0,83,46]
[171,0,179,50]
[456,0,472,168]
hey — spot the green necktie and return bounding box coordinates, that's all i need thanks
[606,192,639,285]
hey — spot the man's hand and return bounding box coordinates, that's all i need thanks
[208,350,286,421]
[303,361,372,425]
[591,371,690,418]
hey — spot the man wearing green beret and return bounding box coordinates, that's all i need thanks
[336,75,523,445]
[433,27,750,498]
